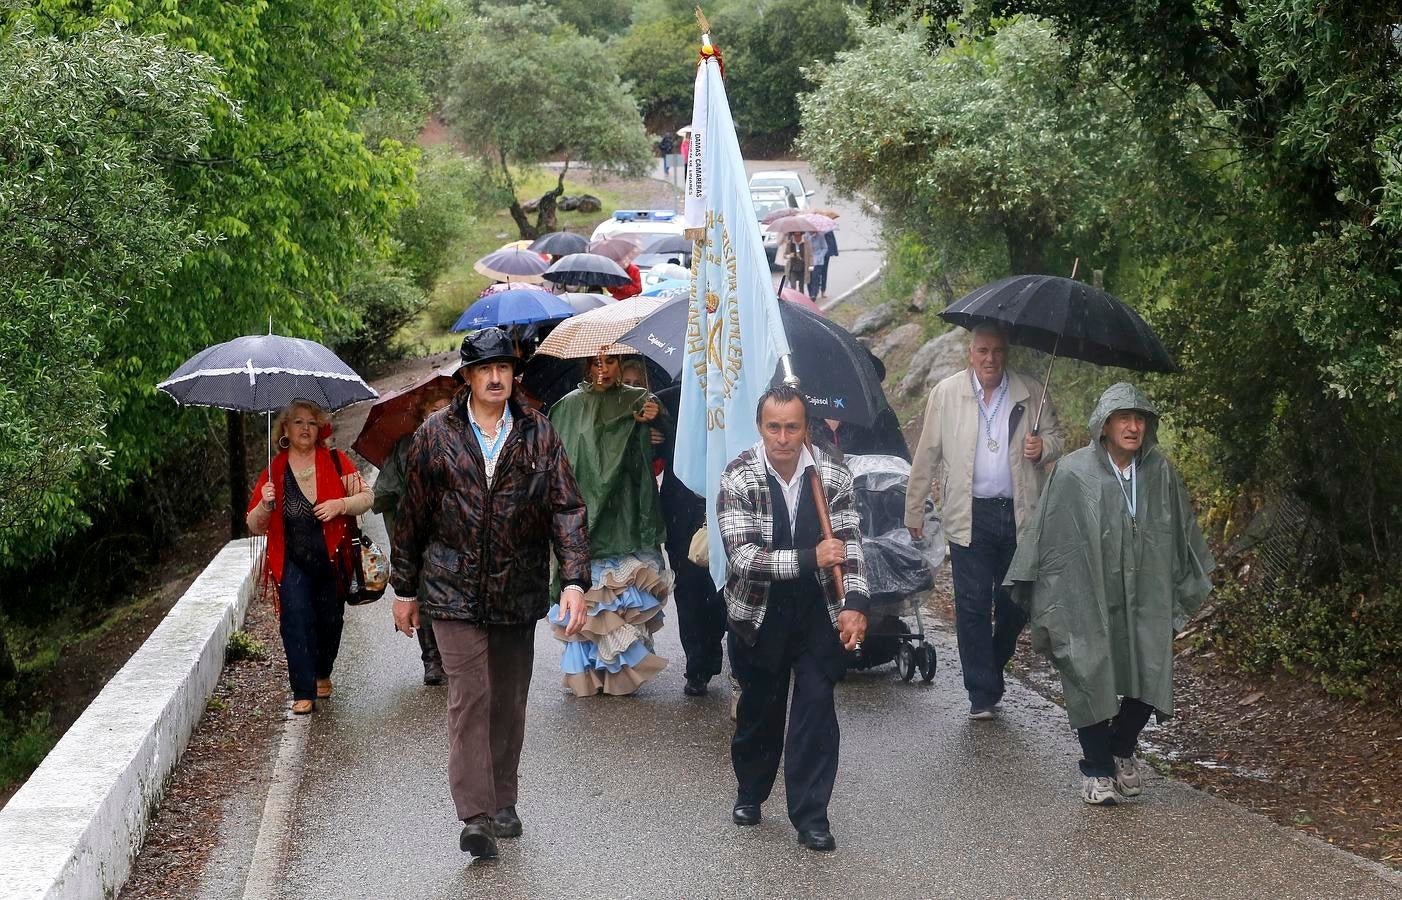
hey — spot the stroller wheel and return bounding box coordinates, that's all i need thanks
[918,642,937,682]
[896,643,917,682]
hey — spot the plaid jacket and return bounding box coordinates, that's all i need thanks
[717,442,870,643]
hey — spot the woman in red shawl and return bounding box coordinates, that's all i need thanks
[246,400,373,714]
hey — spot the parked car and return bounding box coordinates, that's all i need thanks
[749,170,813,209]
[751,186,798,269]
[589,209,684,244]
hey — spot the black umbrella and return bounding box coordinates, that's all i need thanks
[616,297,889,427]
[520,353,675,410]
[940,275,1176,372]
[542,252,632,288]
[157,332,377,536]
[529,231,589,257]
[157,333,377,413]
[939,274,1177,431]
[645,234,693,256]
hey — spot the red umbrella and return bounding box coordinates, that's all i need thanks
[780,286,824,316]
[351,369,460,468]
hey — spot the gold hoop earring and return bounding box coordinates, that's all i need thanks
[277,435,290,450]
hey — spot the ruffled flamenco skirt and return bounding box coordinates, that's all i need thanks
[549,550,673,697]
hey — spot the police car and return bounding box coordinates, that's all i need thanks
[589,209,684,245]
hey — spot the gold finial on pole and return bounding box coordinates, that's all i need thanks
[695,6,711,34]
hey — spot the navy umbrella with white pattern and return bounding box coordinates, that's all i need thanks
[157,334,377,413]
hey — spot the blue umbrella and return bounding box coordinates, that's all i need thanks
[641,278,691,296]
[451,288,576,332]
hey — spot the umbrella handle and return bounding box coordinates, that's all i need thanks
[1031,343,1059,437]
[805,440,845,602]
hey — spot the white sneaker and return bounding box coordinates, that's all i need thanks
[1114,755,1143,797]
[1082,775,1119,805]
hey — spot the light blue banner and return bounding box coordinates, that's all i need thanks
[675,49,792,589]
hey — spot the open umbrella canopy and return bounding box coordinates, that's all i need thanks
[351,369,460,468]
[542,252,632,288]
[765,213,830,234]
[451,287,576,332]
[157,334,376,413]
[642,278,691,296]
[588,237,643,265]
[780,286,824,316]
[560,291,614,315]
[529,230,589,257]
[521,353,675,410]
[646,235,693,256]
[473,247,549,283]
[939,275,1178,373]
[536,296,667,359]
[616,298,886,426]
[761,209,837,229]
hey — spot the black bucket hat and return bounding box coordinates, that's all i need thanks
[459,327,520,372]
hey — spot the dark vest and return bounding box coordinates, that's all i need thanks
[746,467,845,681]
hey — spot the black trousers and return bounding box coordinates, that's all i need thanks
[673,556,726,682]
[729,588,843,832]
[1076,697,1155,777]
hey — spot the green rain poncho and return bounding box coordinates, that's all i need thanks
[548,381,664,559]
[1005,382,1214,729]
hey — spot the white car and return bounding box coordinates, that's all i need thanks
[589,209,683,245]
[748,170,813,209]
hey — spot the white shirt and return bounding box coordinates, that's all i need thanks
[761,443,817,535]
[466,402,515,485]
[970,369,1014,499]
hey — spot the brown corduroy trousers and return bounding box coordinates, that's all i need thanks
[434,619,536,822]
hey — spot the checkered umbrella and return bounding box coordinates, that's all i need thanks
[535,296,667,359]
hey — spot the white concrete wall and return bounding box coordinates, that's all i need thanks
[0,539,259,900]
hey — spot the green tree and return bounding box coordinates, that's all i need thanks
[444,3,652,238]
[714,0,855,146]
[865,1,1402,572]
[611,13,698,127]
[2,0,418,573]
[799,18,1141,278]
[0,23,225,555]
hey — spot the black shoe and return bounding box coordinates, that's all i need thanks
[732,803,761,826]
[423,658,445,686]
[797,828,837,852]
[459,815,497,858]
[494,805,522,838]
[683,676,709,697]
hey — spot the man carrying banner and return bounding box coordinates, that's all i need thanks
[718,385,870,852]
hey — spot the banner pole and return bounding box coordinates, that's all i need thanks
[781,353,845,600]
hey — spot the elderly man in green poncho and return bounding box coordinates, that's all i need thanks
[1006,383,1214,806]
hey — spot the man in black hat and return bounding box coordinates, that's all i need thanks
[391,328,592,859]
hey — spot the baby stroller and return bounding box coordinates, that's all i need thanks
[844,454,943,682]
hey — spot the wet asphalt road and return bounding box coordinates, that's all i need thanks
[251,511,1402,900]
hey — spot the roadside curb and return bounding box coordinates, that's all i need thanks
[0,539,258,900]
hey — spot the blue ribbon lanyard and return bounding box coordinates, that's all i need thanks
[1114,459,1137,532]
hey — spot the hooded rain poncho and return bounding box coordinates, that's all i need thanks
[548,380,665,559]
[1005,382,1214,729]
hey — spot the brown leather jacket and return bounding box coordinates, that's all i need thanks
[390,391,590,624]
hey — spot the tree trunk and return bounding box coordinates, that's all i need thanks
[0,624,15,686]
[533,161,570,236]
[1004,222,1047,275]
[499,149,537,240]
[227,410,246,540]
[508,200,537,239]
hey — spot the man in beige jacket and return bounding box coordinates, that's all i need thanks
[905,324,1064,719]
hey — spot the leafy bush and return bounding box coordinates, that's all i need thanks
[1207,574,1402,703]
[225,629,269,664]
[0,711,55,789]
